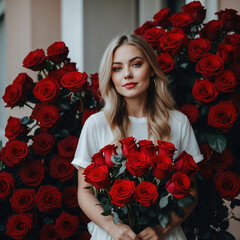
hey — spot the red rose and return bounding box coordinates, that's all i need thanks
[151,155,172,180]
[100,144,118,167]
[214,171,240,201]
[79,230,91,240]
[62,186,78,208]
[126,152,150,177]
[83,163,95,183]
[23,48,46,71]
[48,68,68,82]
[47,41,69,63]
[138,140,156,157]
[120,136,139,158]
[33,77,60,103]
[230,90,240,112]
[196,54,224,79]
[89,73,101,102]
[199,20,223,41]
[82,108,99,125]
[223,33,240,58]
[182,1,206,24]
[160,29,188,56]
[134,21,154,35]
[60,71,87,92]
[55,211,79,239]
[214,70,238,93]
[199,143,213,160]
[197,159,213,180]
[10,189,36,213]
[62,62,77,72]
[36,104,60,128]
[80,210,91,224]
[57,135,79,158]
[30,103,44,120]
[192,78,218,103]
[32,132,55,155]
[40,224,60,240]
[153,8,171,28]
[187,38,211,62]
[91,151,105,166]
[18,160,46,187]
[228,62,240,80]
[169,12,194,32]
[84,165,111,190]
[180,104,200,124]
[157,53,175,73]
[5,116,29,141]
[109,179,135,207]
[166,172,191,199]
[157,140,176,159]
[174,151,198,176]
[35,185,62,212]
[49,155,76,182]
[13,73,34,92]
[0,171,15,200]
[217,43,237,65]
[5,140,29,165]
[2,84,27,108]
[216,9,239,32]
[210,148,235,172]
[208,100,237,132]
[0,146,14,167]
[134,182,158,207]
[142,27,165,48]
[6,214,33,240]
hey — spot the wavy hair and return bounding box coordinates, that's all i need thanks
[99,34,175,144]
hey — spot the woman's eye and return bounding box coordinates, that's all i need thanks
[132,62,141,67]
[112,67,121,72]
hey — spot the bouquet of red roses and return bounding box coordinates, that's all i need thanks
[83,136,198,232]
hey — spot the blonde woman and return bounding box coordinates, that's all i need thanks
[72,34,203,240]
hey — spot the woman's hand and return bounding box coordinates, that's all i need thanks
[137,226,164,240]
[108,221,137,240]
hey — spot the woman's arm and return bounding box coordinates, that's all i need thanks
[77,167,137,240]
[137,175,198,240]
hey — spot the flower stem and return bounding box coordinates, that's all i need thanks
[25,102,34,110]
[126,204,134,230]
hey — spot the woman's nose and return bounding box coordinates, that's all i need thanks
[124,67,133,79]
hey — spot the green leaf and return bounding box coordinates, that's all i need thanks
[111,154,126,164]
[58,102,71,111]
[101,209,111,216]
[159,196,169,209]
[223,232,235,240]
[113,212,119,225]
[208,134,227,153]
[116,164,126,177]
[200,105,210,116]
[45,60,53,72]
[178,194,195,207]
[174,206,185,218]
[231,199,240,207]
[37,73,43,81]
[158,212,170,229]
[139,215,151,225]
[21,116,29,125]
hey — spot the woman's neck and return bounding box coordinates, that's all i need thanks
[124,96,147,118]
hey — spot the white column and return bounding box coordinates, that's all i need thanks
[61,0,84,72]
[138,0,167,26]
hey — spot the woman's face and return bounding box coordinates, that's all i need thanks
[111,44,153,101]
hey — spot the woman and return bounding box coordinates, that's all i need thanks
[72,34,203,240]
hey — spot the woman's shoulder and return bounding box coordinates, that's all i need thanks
[169,109,188,125]
[84,111,108,128]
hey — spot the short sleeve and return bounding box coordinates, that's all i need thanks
[179,116,204,163]
[71,115,99,169]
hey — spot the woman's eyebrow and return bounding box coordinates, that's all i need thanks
[112,56,144,65]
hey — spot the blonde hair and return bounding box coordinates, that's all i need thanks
[99,34,175,144]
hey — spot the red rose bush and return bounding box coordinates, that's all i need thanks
[0,41,100,239]
[135,1,240,239]
[83,137,197,232]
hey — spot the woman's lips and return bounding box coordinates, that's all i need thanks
[123,82,137,89]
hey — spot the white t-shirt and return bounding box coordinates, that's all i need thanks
[72,110,203,169]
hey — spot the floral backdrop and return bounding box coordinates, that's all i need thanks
[0,1,240,240]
